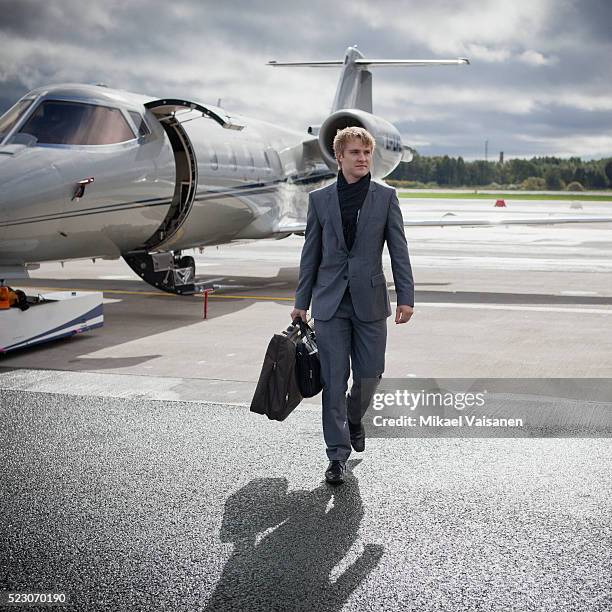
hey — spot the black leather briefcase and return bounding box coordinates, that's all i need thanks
[293,319,323,398]
[250,324,303,421]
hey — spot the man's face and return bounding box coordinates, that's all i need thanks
[337,138,372,182]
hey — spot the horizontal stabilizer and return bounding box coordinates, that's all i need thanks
[268,46,469,113]
[268,58,469,67]
[354,58,469,66]
[267,60,345,67]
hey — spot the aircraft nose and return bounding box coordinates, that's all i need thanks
[0,145,66,245]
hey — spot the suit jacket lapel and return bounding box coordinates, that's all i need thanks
[328,187,348,252]
[352,182,377,247]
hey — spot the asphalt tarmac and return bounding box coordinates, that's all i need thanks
[1,198,611,610]
[1,390,610,612]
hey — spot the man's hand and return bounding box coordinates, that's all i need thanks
[395,305,414,324]
[291,307,308,323]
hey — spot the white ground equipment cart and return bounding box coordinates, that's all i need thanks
[0,290,103,353]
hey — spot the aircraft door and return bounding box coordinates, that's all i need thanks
[140,106,198,249]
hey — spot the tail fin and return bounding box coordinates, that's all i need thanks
[268,46,469,114]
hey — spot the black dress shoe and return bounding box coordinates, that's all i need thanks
[349,421,366,452]
[325,460,346,484]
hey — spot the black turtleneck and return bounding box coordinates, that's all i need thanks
[337,170,370,251]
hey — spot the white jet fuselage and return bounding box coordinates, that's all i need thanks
[0,84,333,267]
[0,47,474,293]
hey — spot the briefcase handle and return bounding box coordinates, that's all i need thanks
[291,317,313,333]
[286,318,316,356]
[285,317,314,341]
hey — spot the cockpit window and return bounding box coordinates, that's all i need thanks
[128,111,151,137]
[18,100,135,145]
[0,98,35,141]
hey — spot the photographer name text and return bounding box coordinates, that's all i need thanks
[373,415,524,428]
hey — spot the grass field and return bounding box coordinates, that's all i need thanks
[397,191,612,202]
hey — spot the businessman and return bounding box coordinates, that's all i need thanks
[291,127,414,484]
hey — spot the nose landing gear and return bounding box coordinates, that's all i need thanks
[122,250,210,295]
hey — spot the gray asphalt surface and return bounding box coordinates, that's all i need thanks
[1,389,610,612]
[2,200,612,610]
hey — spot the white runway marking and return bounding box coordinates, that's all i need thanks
[418,302,612,315]
[98,275,136,280]
[413,255,612,272]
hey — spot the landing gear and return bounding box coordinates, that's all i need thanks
[174,255,196,287]
[122,250,210,295]
[177,255,195,274]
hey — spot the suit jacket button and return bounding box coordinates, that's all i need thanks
[343,275,348,280]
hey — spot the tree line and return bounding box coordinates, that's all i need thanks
[388,154,612,190]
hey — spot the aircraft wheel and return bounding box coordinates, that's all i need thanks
[178,255,195,271]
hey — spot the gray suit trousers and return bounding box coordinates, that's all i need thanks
[315,288,386,461]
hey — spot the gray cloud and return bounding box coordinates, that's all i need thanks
[0,0,611,159]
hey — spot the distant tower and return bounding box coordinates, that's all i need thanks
[499,151,504,164]
[485,140,488,162]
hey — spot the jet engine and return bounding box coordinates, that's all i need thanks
[316,109,404,179]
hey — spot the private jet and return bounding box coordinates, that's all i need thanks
[1,47,609,295]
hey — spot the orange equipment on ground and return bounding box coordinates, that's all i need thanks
[0,282,10,309]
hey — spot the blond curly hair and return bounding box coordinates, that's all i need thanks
[333,126,376,159]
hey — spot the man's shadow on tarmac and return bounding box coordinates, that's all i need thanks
[204,460,384,611]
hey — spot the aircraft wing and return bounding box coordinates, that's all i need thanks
[302,137,323,164]
[271,222,307,235]
[274,214,612,235]
[401,214,612,227]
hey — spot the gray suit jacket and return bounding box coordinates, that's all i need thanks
[294,180,414,322]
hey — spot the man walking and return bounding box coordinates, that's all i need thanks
[291,127,414,484]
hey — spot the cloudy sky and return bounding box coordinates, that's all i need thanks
[1,0,611,159]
